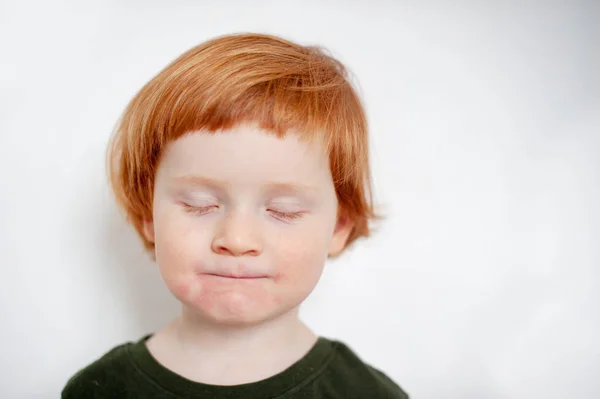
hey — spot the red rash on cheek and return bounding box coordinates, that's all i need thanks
[174,281,191,298]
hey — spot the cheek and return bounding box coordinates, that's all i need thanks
[271,250,325,311]
[173,281,191,298]
[273,235,328,287]
[154,210,206,262]
[153,214,210,288]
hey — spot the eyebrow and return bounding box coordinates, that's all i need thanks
[173,175,231,190]
[172,175,318,194]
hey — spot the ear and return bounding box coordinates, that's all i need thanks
[142,219,155,243]
[328,212,354,257]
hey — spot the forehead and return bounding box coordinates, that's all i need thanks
[157,125,332,185]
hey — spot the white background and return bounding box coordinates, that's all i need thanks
[1,1,598,398]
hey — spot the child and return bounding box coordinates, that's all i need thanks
[62,32,409,398]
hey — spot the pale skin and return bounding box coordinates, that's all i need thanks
[142,124,353,385]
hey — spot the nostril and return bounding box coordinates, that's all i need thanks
[216,245,230,255]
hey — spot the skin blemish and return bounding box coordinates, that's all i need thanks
[173,281,191,298]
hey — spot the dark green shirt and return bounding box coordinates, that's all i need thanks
[62,335,409,398]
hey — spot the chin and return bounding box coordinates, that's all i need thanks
[191,301,295,327]
[181,287,294,327]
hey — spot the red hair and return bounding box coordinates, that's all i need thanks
[107,33,378,255]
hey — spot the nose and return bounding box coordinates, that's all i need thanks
[211,210,262,257]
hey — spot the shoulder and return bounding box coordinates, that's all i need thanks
[61,340,137,399]
[319,339,410,399]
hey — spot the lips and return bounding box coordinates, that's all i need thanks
[203,272,269,280]
[205,273,267,280]
[196,263,270,279]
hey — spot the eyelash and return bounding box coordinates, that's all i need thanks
[268,209,304,221]
[183,204,217,216]
[182,204,304,221]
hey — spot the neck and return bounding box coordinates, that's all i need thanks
[177,305,311,351]
[147,305,318,385]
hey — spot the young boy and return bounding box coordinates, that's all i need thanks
[62,33,409,398]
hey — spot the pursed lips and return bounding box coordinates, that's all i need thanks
[203,272,269,280]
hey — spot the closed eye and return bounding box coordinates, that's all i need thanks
[268,209,305,221]
[182,204,218,216]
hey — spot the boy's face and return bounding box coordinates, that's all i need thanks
[143,124,352,326]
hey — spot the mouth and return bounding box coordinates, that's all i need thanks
[203,273,268,280]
